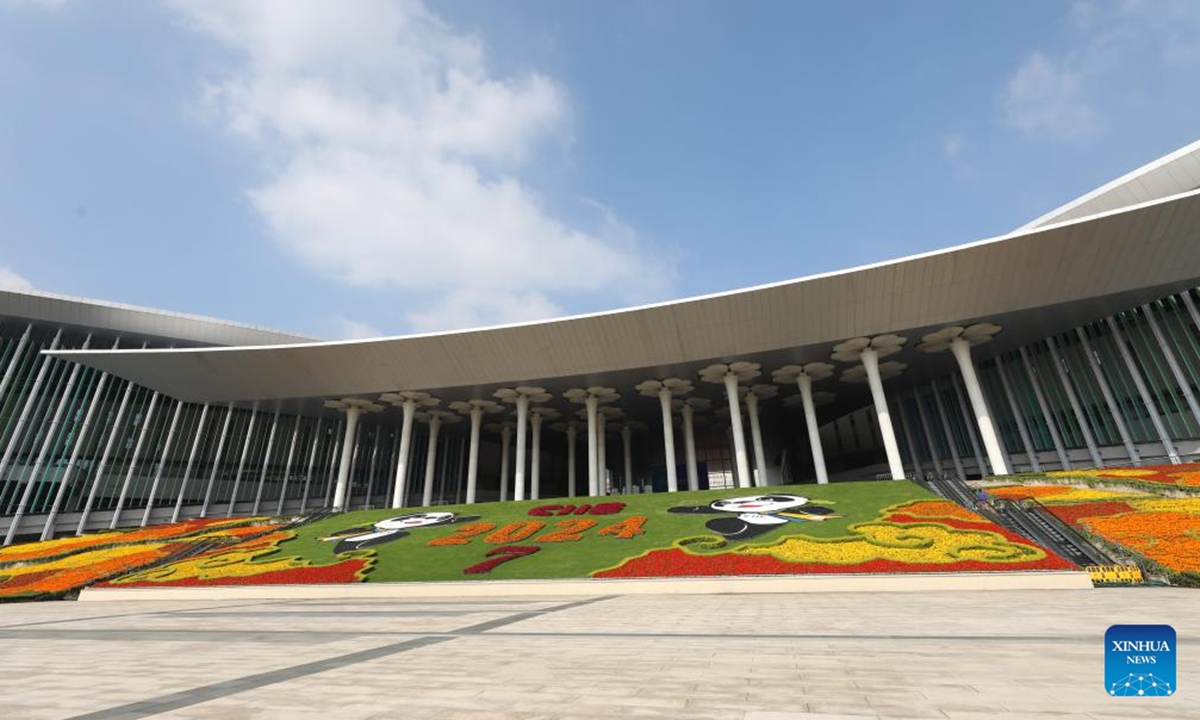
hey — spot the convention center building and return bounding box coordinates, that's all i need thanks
[3,140,1200,544]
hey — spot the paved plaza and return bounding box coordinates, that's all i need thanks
[0,588,1197,719]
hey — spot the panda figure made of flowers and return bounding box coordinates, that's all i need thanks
[321,512,480,554]
[668,494,837,541]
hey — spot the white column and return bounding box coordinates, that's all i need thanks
[586,396,599,496]
[465,407,483,504]
[0,329,62,486]
[298,417,325,514]
[7,333,87,544]
[929,381,966,481]
[44,365,118,538]
[274,415,303,515]
[111,391,161,528]
[170,403,212,524]
[949,339,1009,477]
[911,390,945,476]
[513,396,529,502]
[78,384,137,533]
[1106,317,1179,464]
[251,411,282,515]
[1017,347,1071,469]
[952,373,991,475]
[622,425,634,494]
[0,324,31,400]
[722,373,752,488]
[597,411,608,495]
[1045,336,1104,468]
[226,407,260,517]
[566,425,578,497]
[726,425,740,486]
[421,415,442,507]
[1143,302,1200,425]
[995,357,1041,472]
[894,395,923,477]
[499,425,512,501]
[141,400,186,526]
[322,419,343,508]
[392,400,416,508]
[1077,327,1139,465]
[682,405,699,491]
[332,407,361,511]
[530,412,543,500]
[796,375,828,484]
[860,347,906,480]
[654,389,678,492]
[745,393,768,487]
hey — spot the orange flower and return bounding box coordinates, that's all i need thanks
[988,485,1070,500]
[0,517,279,564]
[890,500,984,522]
[1082,511,1200,573]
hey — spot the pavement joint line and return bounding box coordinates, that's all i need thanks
[61,635,454,720]
[0,600,288,630]
[162,609,483,617]
[447,594,616,634]
[53,594,615,717]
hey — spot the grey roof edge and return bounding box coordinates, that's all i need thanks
[1,287,316,346]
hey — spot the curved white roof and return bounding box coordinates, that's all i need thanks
[50,140,1200,409]
[0,288,313,347]
[1019,138,1200,231]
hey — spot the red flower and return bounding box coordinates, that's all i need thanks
[593,548,1074,578]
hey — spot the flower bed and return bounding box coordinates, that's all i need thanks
[1044,496,1200,584]
[99,530,371,587]
[0,542,189,598]
[0,517,278,565]
[992,473,1200,586]
[0,516,285,600]
[595,499,1072,578]
[1017,463,1200,491]
[986,485,1147,504]
[40,483,1076,592]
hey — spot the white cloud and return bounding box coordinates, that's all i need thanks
[941,135,966,161]
[0,265,32,291]
[331,315,383,340]
[1002,52,1096,141]
[405,289,563,334]
[0,0,71,7]
[0,267,33,291]
[1001,1,1200,141]
[168,0,670,332]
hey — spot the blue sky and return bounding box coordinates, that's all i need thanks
[1,0,1198,339]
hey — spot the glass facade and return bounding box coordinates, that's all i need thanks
[868,290,1200,481]
[0,320,470,543]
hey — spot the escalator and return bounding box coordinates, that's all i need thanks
[925,475,1116,568]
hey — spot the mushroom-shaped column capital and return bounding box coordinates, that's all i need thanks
[563,386,621,405]
[494,386,553,404]
[830,334,908,363]
[697,361,761,385]
[324,398,385,415]
[772,361,835,385]
[379,391,440,409]
[916,323,1002,353]
[634,377,694,398]
[449,398,503,417]
[416,409,461,426]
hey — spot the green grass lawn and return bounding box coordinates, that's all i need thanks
[267,481,936,582]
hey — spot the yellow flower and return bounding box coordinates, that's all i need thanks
[741,522,1044,565]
